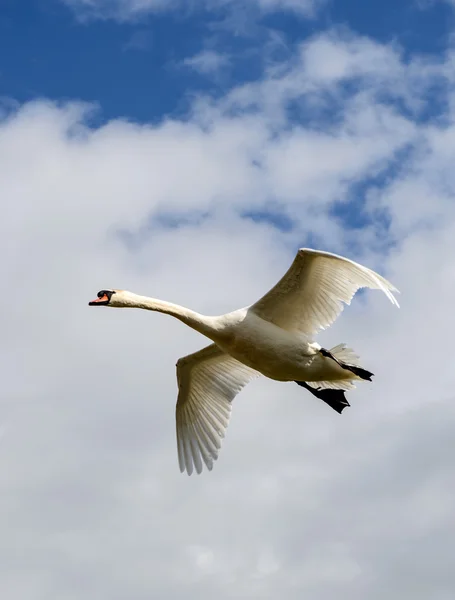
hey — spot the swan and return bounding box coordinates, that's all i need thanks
[89,248,399,475]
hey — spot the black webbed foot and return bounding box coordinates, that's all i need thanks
[295,381,350,414]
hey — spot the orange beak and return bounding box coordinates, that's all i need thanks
[88,294,109,306]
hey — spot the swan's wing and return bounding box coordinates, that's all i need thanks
[175,343,260,475]
[251,248,399,337]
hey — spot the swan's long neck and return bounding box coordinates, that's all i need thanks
[120,293,220,339]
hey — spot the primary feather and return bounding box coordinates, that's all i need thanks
[251,248,399,337]
[175,344,259,475]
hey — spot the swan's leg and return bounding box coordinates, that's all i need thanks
[295,381,350,414]
[320,348,374,381]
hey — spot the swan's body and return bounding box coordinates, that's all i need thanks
[89,248,399,475]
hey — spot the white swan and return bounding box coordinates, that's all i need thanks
[89,248,399,475]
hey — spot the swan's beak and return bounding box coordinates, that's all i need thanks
[89,294,109,306]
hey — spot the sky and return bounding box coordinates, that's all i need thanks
[1,0,455,598]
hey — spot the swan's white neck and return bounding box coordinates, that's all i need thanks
[117,292,221,339]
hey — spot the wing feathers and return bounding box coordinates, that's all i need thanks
[251,248,399,336]
[175,344,259,475]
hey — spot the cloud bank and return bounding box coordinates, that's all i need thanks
[62,0,325,21]
[2,29,455,599]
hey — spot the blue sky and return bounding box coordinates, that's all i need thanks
[1,0,453,123]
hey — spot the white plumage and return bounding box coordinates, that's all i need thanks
[251,249,398,336]
[89,248,399,475]
[175,344,259,475]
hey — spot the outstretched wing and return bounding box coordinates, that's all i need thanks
[175,344,260,475]
[251,248,399,337]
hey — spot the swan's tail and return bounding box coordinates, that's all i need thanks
[328,343,360,364]
[295,345,374,413]
[322,344,374,381]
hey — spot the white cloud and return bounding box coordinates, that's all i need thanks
[183,50,231,75]
[62,0,172,20]
[240,0,325,16]
[62,0,325,21]
[2,30,455,600]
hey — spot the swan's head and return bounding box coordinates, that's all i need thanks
[88,289,117,307]
[89,289,135,308]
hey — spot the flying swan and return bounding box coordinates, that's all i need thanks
[89,248,399,475]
